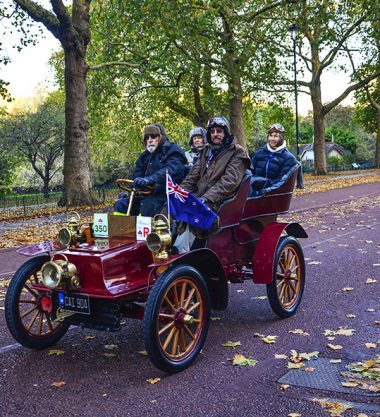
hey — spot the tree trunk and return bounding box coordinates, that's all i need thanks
[310,82,327,175]
[376,105,380,169]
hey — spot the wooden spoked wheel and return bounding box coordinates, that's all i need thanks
[267,236,305,318]
[5,256,70,349]
[143,265,210,373]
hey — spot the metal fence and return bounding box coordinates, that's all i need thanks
[0,187,119,221]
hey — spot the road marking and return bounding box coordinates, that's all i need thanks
[0,343,21,354]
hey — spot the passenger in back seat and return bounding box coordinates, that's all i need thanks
[249,123,299,196]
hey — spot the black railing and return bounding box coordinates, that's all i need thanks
[0,187,119,221]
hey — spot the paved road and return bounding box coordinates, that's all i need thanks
[0,183,379,416]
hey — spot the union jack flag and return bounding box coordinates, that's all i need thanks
[166,173,217,231]
[167,176,189,202]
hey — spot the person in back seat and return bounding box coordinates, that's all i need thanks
[174,116,250,252]
[250,123,299,196]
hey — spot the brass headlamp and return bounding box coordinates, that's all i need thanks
[146,214,172,259]
[58,212,81,247]
[41,254,80,290]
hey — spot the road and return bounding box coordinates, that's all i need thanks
[0,182,379,417]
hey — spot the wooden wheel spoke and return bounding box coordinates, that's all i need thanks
[27,310,39,331]
[180,282,187,307]
[186,301,200,314]
[183,288,196,310]
[19,299,38,304]
[164,296,176,313]
[279,282,286,301]
[288,281,296,295]
[24,284,39,298]
[277,278,285,289]
[162,326,176,351]
[180,328,186,352]
[171,329,180,355]
[158,320,174,336]
[44,312,54,331]
[279,259,287,273]
[20,305,38,319]
[158,313,175,320]
[183,324,195,340]
[172,284,180,308]
[37,312,43,335]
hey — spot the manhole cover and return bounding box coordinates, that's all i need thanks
[278,358,379,397]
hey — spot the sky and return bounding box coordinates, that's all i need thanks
[1,24,354,117]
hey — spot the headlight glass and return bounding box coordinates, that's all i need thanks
[41,262,62,289]
[58,228,72,246]
[146,233,162,252]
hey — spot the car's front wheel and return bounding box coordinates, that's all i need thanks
[5,256,70,349]
[143,264,211,373]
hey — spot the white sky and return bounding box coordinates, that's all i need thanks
[1,27,353,116]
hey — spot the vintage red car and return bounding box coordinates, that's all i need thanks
[5,170,307,373]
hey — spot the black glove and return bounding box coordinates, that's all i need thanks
[134,176,154,189]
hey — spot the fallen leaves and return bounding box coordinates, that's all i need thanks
[229,354,257,367]
[327,344,343,351]
[342,287,353,292]
[221,341,241,349]
[48,349,65,356]
[254,333,278,344]
[146,378,161,384]
[312,398,352,417]
[308,261,322,265]
[288,329,310,336]
[340,354,380,393]
[364,342,377,349]
[287,350,319,369]
[324,327,355,337]
[51,381,66,388]
[365,278,377,284]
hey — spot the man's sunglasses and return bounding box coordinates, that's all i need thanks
[144,134,159,140]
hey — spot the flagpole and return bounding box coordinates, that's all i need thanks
[166,170,171,227]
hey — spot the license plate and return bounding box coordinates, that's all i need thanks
[58,292,90,315]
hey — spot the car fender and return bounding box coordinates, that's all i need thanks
[253,222,307,284]
[16,240,65,257]
[150,248,228,311]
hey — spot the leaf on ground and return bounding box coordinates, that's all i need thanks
[229,354,257,367]
[288,329,309,336]
[288,413,301,417]
[288,362,304,369]
[51,381,66,388]
[346,314,356,318]
[341,381,358,388]
[146,378,161,384]
[366,308,375,312]
[210,316,221,321]
[308,261,322,265]
[104,344,118,350]
[138,350,148,356]
[263,335,278,344]
[364,343,377,349]
[342,287,353,291]
[237,289,244,293]
[84,335,95,340]
[330,359,342,364]
[221,341,241,349]
[254,296,267,300]
[327,344,343,350]
[304,367,316,372]
[324,327,355,337]
[365,278,377,284]
[103,353,116,357]
[280,384,290,391]
[275,354,288,359]
[312,398,353,416]
[48,349,65,356]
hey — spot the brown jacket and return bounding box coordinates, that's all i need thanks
[181,143,251,212]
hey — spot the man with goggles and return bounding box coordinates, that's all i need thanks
[174,116,251,252]
[114,123,187,217]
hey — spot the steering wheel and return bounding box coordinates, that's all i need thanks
[116,179,152,195]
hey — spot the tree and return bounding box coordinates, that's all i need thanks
[88,0,293,149]
[272,0,380,174]
[1,92,64,197]
[2,0,98,205]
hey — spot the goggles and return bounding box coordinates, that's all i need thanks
[268,123,285,133]
[207,116,229,128]
[144,134,159,140]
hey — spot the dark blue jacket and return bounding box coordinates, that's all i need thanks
[251,145,298,184]
[131,139,187,215]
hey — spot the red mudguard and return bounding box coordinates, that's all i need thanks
[253,222,307,284]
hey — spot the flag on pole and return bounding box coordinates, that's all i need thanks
[166,173,217,231]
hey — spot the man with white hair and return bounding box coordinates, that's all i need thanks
[114,123,187,217]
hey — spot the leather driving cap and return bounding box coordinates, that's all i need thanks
[143,125,161,137]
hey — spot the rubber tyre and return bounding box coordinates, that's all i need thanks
[5,256,70,349]
[143,264,211,373]
[266,236,305,318]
